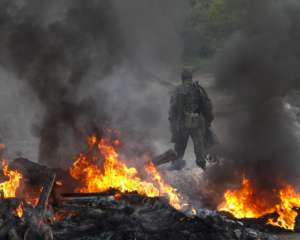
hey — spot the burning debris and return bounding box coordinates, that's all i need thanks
[69,135,184,210]
[0,161,22,198]
[218,176,300,231]
[0,182,276,240]
[0,135,279,240]
[212,0,300,235]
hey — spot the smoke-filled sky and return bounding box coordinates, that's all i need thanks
[0,0,188,168]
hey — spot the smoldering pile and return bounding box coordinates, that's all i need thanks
[0,157,277,240]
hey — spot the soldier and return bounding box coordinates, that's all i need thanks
[169,67,214,170]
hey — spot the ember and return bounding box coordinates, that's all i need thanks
[70,135,184,209]
[15,202,24,218]
[218,176,300,230]
[53,211,78,222]
[0,143,5,151]
[23,187,42,206]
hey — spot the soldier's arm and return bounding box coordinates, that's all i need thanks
[197,84,214,125]
[168,91,178,122]
[205,96,214,125]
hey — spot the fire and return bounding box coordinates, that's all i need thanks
[218,176,300,230]
[0,158,41,217]
[267,185,300,230]
[145,162,182,210]
[0,160,22,198]
[70,135,183,209]
[53,211,77,221]
[15,202,24,218]
[23,187,43,206]
[0,144,5,151]
[218,177,275,219]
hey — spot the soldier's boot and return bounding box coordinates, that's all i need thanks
[192,131,206,171]
[169,134,189,171]
[195,149,207,171]
[169,159,186,170]
[196,158,206,171]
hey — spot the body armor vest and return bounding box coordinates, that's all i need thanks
[176,82,206,129]
[178,82,204,114]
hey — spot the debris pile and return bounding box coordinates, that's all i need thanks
[0,182,278,240]
[0,135,285,240]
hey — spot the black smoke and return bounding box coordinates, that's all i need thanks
[212,0,300,192]
[0,0,123,168]
[0,0,187,168]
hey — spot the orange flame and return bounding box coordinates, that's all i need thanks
[53,211,77,222]
[0,144,6,151]
[145,162,182,210]
[23,187,42,206]
[0,160,22,198]
[70,135,183,209]
[218,176,300,230]
[15,202,24,218]
[267,185,300,230]
[0,159,40,216]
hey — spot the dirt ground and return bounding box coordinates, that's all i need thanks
[278,234,300,240]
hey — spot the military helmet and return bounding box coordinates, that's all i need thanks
[181,67,193,80]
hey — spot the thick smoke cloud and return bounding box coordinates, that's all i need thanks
[0,0,187,168]
[213,0,300,190]
[0,0,123,168]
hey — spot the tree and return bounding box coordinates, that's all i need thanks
[183,0,243,58]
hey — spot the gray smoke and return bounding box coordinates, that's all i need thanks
[213,0,300,191]
[96,0,188,160]
[0,0,187,168]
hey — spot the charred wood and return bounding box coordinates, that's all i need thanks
[24,173,56,240]
[151,149,177,166]
[9,158,77,192]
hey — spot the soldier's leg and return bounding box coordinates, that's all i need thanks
[174,129,189,159]
[191,128,206,170]
[171,130,189,170]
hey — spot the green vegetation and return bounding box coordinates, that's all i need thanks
[183,0,245,64]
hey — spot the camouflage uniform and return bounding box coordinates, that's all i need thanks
[169,69,214,170]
